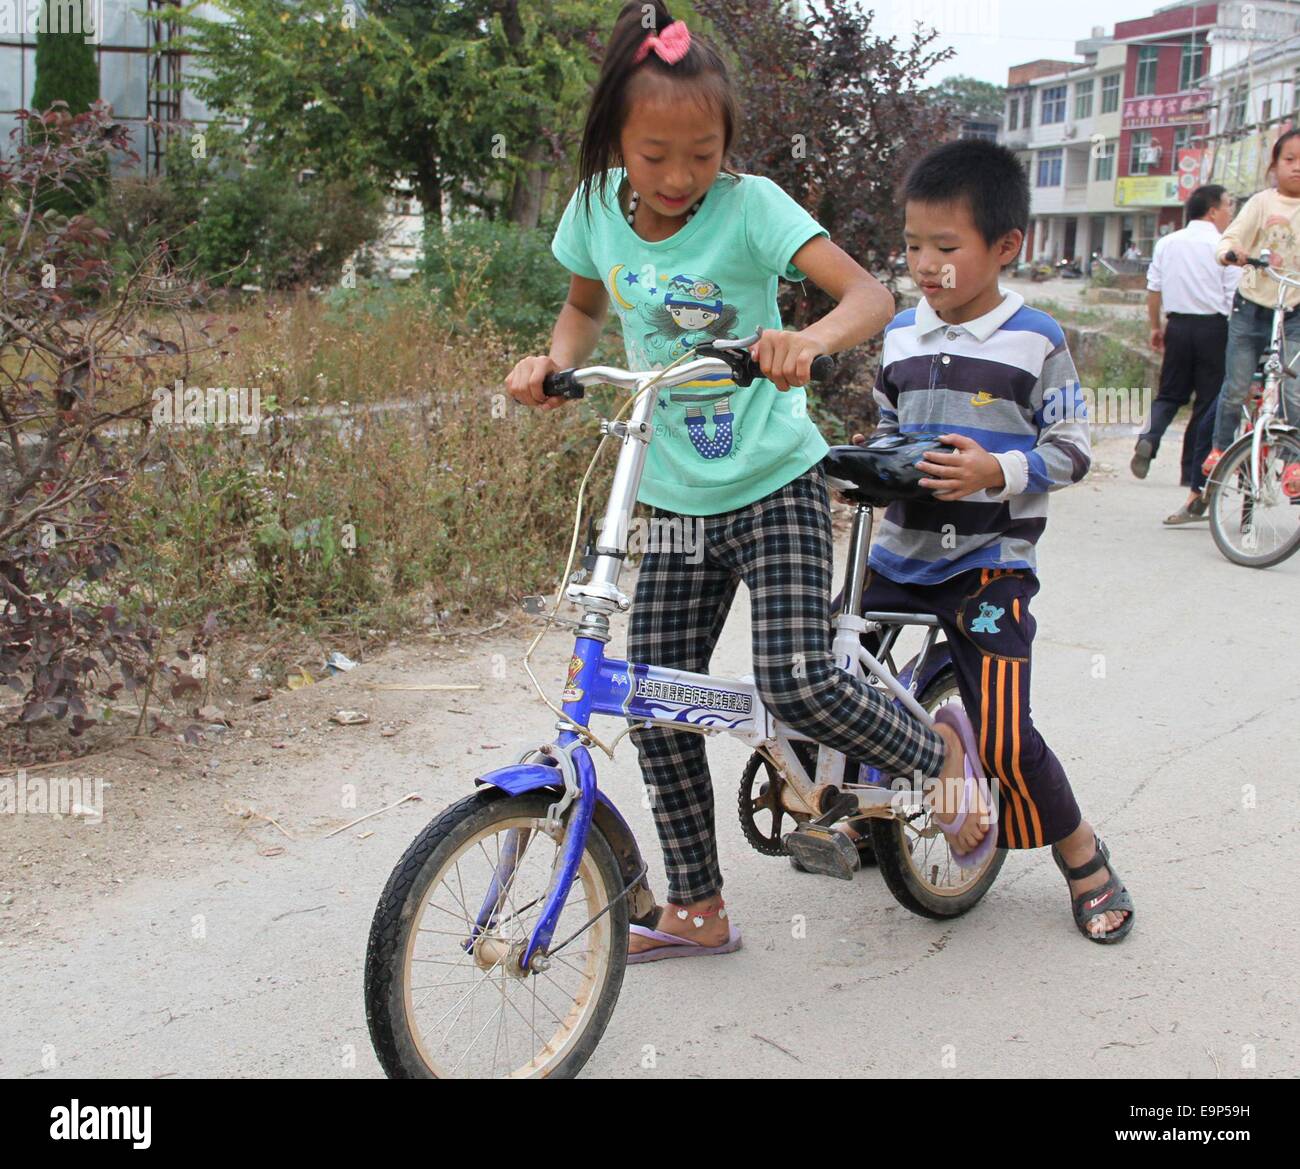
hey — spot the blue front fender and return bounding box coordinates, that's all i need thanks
[475,761,564,795]
[474,762,654,924]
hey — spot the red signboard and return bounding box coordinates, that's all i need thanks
[1122,91,1211,129]
[1175,148,1207,201]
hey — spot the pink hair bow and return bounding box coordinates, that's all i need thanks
[633,20,692,65]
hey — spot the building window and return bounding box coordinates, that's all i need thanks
[1008,96,1020,131]
[1036,148,1064,187]
[1228,85,1248,130]
[1294,66,1300,116]
[1135,46,1159,97]
[1094,142,1115,182]
[1262,98,1273,124]
[961,121,1000,142]
[1172,126,1192,169]
[1179,33,1205,92]
[1130,130,1155,175]
[1074,78,1094,121]
[1042,85,1067,125]
[1101,72,1121,113]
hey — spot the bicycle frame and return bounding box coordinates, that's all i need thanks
[474,353,952,970]
[1237,257,1300,496]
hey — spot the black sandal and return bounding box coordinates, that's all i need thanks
[1050,834,1135,944]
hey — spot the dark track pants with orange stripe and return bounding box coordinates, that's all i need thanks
[860,566,1082,850]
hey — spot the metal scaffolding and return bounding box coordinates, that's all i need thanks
[146,0,182,175]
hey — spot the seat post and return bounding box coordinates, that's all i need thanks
[841,504,874,616]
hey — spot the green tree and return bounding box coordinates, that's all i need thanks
[924,75,1006,123]
[177,0,607,228]
[31,24,100,115]
[30,25,102,214]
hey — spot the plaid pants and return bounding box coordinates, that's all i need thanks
[627,465,946,904]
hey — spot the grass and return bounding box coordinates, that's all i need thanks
[94,290,633,640]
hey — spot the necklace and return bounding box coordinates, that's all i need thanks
[626,188,704,226]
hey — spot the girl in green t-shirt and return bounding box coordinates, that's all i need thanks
[506,1,979,962]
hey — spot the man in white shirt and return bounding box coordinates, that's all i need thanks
[1131,185,1240,524]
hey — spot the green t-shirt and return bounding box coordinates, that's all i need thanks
[551,168,831,517]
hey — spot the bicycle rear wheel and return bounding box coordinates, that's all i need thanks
[869,667,1005,918]
[1208,427,1300,568]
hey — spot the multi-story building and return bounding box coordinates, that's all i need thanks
[1111,1,1300,255]
[1202,29,1300,195]
[1002,2,1300,264]
[1011,33,1127,269]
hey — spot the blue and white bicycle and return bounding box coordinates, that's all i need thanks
[364,335,1004,1078]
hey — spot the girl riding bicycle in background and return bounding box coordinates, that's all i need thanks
[504,0,981,963]
[1208,127,1300,496]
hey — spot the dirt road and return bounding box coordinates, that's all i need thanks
[2,433,1296,1079]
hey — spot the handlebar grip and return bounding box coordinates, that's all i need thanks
[542,369,585,400]
[810,354,836,384]
[1246,257,1270,269]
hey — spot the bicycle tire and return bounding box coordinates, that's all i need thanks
[364,789,628,1079]
[1208,427,1300,568]
[869,667,1006,919]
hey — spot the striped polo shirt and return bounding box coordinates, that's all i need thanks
[869,289,1090,586]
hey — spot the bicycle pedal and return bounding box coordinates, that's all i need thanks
[783,824,859,881]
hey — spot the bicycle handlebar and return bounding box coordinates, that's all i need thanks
[542,331,837,400]
[1226,249,1300,290]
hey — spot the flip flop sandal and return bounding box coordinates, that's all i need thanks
[1051,834,1135,944]
[627,901,743,965]
[930,705,999,869]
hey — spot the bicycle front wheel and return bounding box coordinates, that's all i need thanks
[364,789,628,1079]
[1208,427,1300,568]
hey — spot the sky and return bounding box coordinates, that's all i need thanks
[863,0,1170,86]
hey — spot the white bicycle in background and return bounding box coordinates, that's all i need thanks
[1207,251,1300,568]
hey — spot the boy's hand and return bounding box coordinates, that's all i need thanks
[750,329,828,392]
[917,434,1005,501]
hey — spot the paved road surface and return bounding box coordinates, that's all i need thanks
[2,434,1296,1079]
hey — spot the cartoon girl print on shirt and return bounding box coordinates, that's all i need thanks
[1259,212,1300,274]
[608,268,743,461]
[638,274,740,358]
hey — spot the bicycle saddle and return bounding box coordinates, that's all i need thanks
[821,434,956,505]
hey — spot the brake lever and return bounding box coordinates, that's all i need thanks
[695,330,764,386]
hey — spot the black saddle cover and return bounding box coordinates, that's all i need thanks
[821,434,956,506]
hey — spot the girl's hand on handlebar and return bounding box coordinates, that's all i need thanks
[750,329,828,392]
[506,355,565,411]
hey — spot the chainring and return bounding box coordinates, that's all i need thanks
[738,746,814,856]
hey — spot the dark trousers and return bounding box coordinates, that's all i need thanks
[1141,312,1227,492]
[627,466,946,903]
[860,567,1083,850]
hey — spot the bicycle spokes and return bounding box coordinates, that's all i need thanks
[1211,430,1300,565]
[403,816,610,1078]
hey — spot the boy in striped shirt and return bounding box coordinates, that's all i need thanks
[853,140,1133,942]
